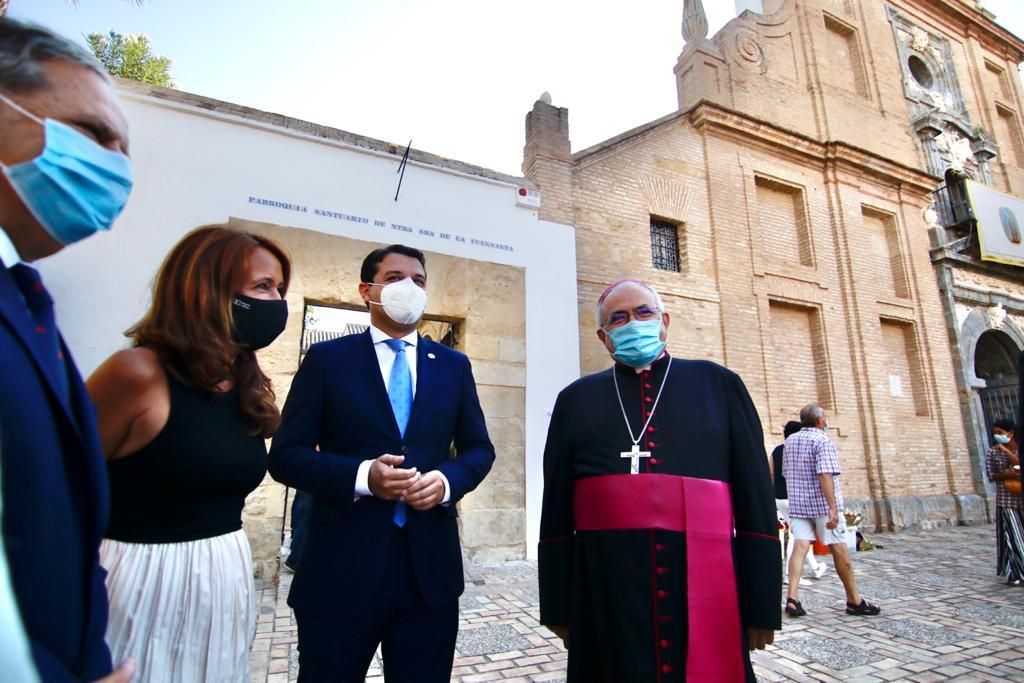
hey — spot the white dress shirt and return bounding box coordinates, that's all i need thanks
[353,324,450,503]
[0,227,21,268]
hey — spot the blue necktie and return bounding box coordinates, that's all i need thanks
[385,338,412,527]
[10,264,69,402]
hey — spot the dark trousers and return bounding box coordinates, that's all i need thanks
[295,528,459,683]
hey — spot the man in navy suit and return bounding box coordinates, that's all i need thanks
[269,244,495,682]
[0,19,134,683]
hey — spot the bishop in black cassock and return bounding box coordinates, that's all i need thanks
[538,280,781,682]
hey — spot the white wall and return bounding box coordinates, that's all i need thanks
[40,87,580,558]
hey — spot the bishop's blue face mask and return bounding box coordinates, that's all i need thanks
[606,319,666,368]
[0,92,133,246]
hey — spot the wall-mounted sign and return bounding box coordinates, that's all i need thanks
[965,180,1024,268]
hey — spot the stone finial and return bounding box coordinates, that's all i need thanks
[539,91,552,105]
[682,0,709,43]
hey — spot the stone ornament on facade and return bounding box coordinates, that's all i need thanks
[734,27,767,73]
[910,27,930,54]
[682,0,709,42]
[934,128,973,172]
[987,303,1008,330]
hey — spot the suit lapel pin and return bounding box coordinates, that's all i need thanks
[427,352,436,359]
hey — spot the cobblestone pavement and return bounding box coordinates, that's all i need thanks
[250,524,1024,682]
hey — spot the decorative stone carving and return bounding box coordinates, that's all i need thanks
[987,303,1007,330]
[682,0,709,43]
[733,27,767,72]
[923,203,941,231]
[911,27,930,53]
[934,127,974,173]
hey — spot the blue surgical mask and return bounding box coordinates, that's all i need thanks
[606,319,666,368]
[0,93,132,246]
[994,434,1011,445]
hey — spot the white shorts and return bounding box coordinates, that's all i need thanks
[790,515,847,545]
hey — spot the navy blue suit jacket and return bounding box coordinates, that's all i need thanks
[268,331,495,616]
[0,265,112,681]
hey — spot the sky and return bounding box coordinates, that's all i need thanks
[10,0,1024,177]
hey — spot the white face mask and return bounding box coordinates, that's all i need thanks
[367,277,427,325]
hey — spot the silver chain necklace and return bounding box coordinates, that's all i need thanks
[612,357,673,446]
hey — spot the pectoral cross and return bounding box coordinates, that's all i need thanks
[621,444,651,474]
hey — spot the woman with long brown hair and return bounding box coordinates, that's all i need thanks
[87,225,291,682]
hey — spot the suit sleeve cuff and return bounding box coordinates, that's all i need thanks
[438,471,452,505]
[354,459,373,500]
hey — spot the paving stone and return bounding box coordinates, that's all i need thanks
[456,623,535,657]
[869,618,968,646]
[773,636,885,670]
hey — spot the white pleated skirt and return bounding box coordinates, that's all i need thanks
[100,529,256,683]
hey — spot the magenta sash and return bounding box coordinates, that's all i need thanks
[574,474,745,683]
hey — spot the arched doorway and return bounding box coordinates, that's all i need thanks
[975,330,1020,438]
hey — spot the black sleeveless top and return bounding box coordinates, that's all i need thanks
[105,373,268,543]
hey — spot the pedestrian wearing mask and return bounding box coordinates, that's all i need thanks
[269,243,495,682]
[0,18,134,683]
[986,418,1023,587]
[87,225,291,682]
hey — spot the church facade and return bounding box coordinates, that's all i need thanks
[523,0,1024,529]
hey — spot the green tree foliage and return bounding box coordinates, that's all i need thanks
[86,30,174,88]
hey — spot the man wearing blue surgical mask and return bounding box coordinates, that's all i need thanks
[538,279,781,683]
[0,18,134,683]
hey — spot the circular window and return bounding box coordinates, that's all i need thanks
[908,55,934,90]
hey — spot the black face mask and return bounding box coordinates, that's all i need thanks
[231,294,288,350]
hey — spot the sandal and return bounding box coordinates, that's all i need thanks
[784,597,806,617]
[846,599,880,616]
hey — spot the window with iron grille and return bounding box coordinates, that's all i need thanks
[650,218,682,272]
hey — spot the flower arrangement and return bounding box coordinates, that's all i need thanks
[843,510,863,527]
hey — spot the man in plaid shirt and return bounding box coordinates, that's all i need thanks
[782,404,880,618]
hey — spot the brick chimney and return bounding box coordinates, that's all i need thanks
[522,93,574,225]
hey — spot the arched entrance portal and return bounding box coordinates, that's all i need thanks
[975,330,1020,437]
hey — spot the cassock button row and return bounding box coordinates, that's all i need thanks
[656,543,667,551]
[657,590,667,599]
[660,639,671,648]
[650,458,659,465]
[647,442,656,448]
[647,426,656,433]
[644,383,652,389]
[662,665,674,674]
[656,567,667,575]
[644,397,653,403]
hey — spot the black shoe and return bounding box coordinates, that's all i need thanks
[785,597,806,617]
[1007,578,1022,587]
[846,599,880,616]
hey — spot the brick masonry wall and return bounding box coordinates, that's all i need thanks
[525,0,1024,529]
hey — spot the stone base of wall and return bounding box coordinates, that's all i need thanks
[845,494,990,531]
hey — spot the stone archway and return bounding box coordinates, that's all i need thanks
[955,308,1023,509]
[975,329,1021,437]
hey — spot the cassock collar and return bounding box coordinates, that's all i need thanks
[614,351,671,375]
